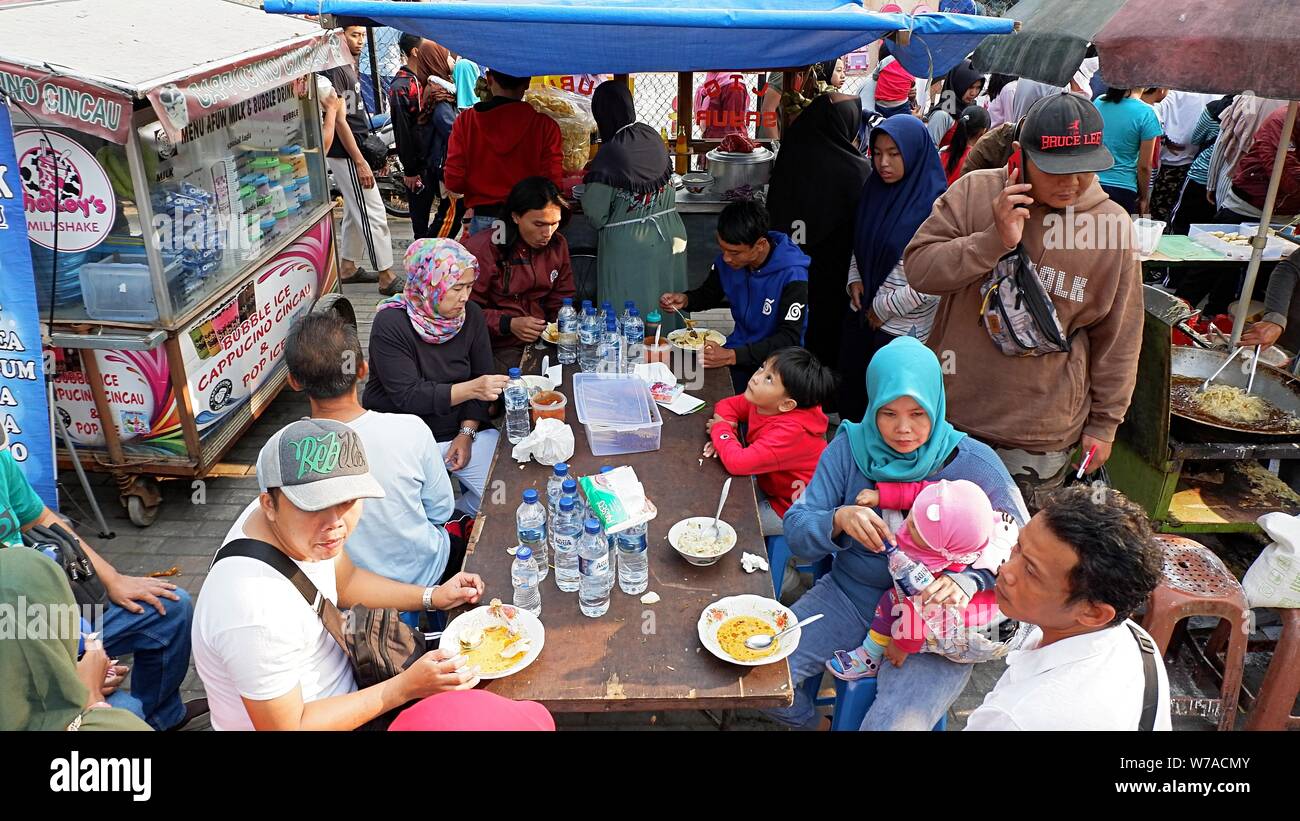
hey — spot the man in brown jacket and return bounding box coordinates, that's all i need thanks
[905,92,1143,510]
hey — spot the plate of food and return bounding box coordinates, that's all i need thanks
[440,598,545,680]
[668,516,737,566]
[667,328,726,351]
[541,322,560,344]
[697,594,800,666]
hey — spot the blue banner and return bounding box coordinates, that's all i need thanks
[0,100,58,509]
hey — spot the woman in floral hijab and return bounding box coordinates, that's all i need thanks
[364,238,510,514]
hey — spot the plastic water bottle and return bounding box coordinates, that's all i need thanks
[619,300,635,335]
[599,300,613,327]
[551,496,581,592]
[886,541,935,597]
[504,367,531,444]
[601,315,624,373]
[511,545,542,616]
[578,518,611,617]
[624,307,645,367]
[517,488,549,580]
[557,477,580,521]
[557,297,578,365]
[616,520,649,595]
[597,465,617,565]
[547,462,569,513]
[578,306,601,372]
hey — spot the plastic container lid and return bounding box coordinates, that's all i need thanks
[509,367,521,378]
[238,185,256,199]
[260,217,278,230]
[278,163,294,176]
[523,488,539,503]
[574,373,656,426]
[646,309,662,323]
[560,496,576,511]
[253,174,269,186]
[252,157,279,169]
[282,179,299,192]
[553,462,568,475]
[279,145,303,155]
[516,545,533,561]
[274,210,290,219]
[239,173,259,186]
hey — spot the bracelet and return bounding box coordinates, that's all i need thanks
[457,426,478,442]
[422,585,436,612]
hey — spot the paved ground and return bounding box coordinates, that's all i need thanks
[60,211,1274,731]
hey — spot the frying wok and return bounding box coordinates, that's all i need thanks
[1170,347,1300,440]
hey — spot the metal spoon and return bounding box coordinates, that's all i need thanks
[711,477,732,538]
[745,613,825,650]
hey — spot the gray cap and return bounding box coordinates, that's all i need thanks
[256,419,385,512]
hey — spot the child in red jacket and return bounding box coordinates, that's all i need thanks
[704,347,836,531]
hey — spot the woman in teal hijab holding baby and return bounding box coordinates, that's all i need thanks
[767,336,1028,731]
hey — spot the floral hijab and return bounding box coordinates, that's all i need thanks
[378,238,479,344]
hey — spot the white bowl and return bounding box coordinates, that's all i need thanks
[521,374,555,395]
[697,594,800,667]
[668,516,738,566]
[440,603,546,680]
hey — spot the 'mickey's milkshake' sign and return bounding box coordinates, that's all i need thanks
[13,129,115,253]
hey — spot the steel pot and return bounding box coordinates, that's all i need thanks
[704,146,774,195]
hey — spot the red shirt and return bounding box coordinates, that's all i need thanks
[709,395,828,517]
[443,97,564,209]
[876,61,915,103]
[1233,108,1300,215]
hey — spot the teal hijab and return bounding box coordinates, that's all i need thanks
[453,58,480,109]
[840,336,966,483]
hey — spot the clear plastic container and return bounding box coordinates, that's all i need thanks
[573,373,662,456]
[80,254,180,322]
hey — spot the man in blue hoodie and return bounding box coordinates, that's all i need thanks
[660,201,811,393]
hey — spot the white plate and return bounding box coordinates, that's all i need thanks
[667,328,727,351]
[668,516,738,566]
[697,594,800,667]
[541,323,559,344]
[440,604,546,680]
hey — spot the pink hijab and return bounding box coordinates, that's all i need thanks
[377,238,479,344]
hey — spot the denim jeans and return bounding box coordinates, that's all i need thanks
[464,214,498,238]
[101,587,192,731]
[764,574,972,730]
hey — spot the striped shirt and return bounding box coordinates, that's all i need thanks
[1186,108,1221,187]
[847,257,939,342]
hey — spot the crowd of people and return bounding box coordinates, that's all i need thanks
[11,17,1300,733]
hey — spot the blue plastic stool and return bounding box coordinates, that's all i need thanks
[766,535,832,599]
[830,677,948,731]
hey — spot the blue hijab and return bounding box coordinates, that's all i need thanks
[839,336,966,483]
[852,115,948,302]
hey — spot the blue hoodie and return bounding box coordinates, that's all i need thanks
[686,231,811,369]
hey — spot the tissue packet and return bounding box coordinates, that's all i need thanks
[578,465,657,534]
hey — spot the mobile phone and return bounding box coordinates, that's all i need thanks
[1007,147,1023,178]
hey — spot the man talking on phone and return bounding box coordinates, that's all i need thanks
[904,92,1144,511]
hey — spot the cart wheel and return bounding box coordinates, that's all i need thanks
[126,494,160,527]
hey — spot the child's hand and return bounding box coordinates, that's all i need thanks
[884,641,909,668]
[855,488,880,508]
[706,413,731,433]
[702,442,718,459]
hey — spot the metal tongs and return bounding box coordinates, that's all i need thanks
[1199,346,1246,392]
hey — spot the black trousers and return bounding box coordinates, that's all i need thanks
[837,316,899,425]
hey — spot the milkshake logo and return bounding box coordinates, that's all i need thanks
[14,129,115,252]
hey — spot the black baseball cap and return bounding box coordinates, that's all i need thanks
[1019,91,1114,175]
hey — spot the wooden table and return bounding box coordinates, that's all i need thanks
[457,355,793,713]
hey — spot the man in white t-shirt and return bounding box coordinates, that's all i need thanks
[192,419,487,731]
[284,312,459,596]
[966,485,1172,731]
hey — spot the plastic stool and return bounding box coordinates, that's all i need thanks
[766,535,832,599]
[1246,607,1300,731]
[830,678,947,731]
[1140,534,1250,731]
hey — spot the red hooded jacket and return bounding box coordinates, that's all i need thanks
[443,97,564,209]
[710,394,828,517]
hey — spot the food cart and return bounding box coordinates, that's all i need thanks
[0,0,355,525]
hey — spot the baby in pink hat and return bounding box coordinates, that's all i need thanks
[827,478,1012,680]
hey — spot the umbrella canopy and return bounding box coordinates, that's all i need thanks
[1093,0,1300,100]
[971,0,1125,87]
[263,0,1013,78]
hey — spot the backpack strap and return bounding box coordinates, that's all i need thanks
[1127,621,1161,732]
[213,538,350,648]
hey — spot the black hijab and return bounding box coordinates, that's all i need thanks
[934,59,984,118]
[767,93,871,248]
[1206,94,1236,121]
[584,80,672,195]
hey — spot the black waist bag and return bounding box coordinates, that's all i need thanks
[23,522,109,607]
[978,245,1073,356]
[215,538,427,728]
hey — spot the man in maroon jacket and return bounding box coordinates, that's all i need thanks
[443,70,564,238]
[464,177,576,369]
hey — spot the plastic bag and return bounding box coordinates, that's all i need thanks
[1242,512,1300,609]
[524,86,596,173]
[510,417,574,466]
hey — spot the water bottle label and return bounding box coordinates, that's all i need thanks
[553,534,577,552]
[579,555,609,576]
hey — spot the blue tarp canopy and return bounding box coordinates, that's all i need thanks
[263,0,1013,78]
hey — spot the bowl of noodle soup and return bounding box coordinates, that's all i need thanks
[697,594,801,666]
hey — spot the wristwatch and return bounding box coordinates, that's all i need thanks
[457,426,478,442]
[421,585,437,612]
